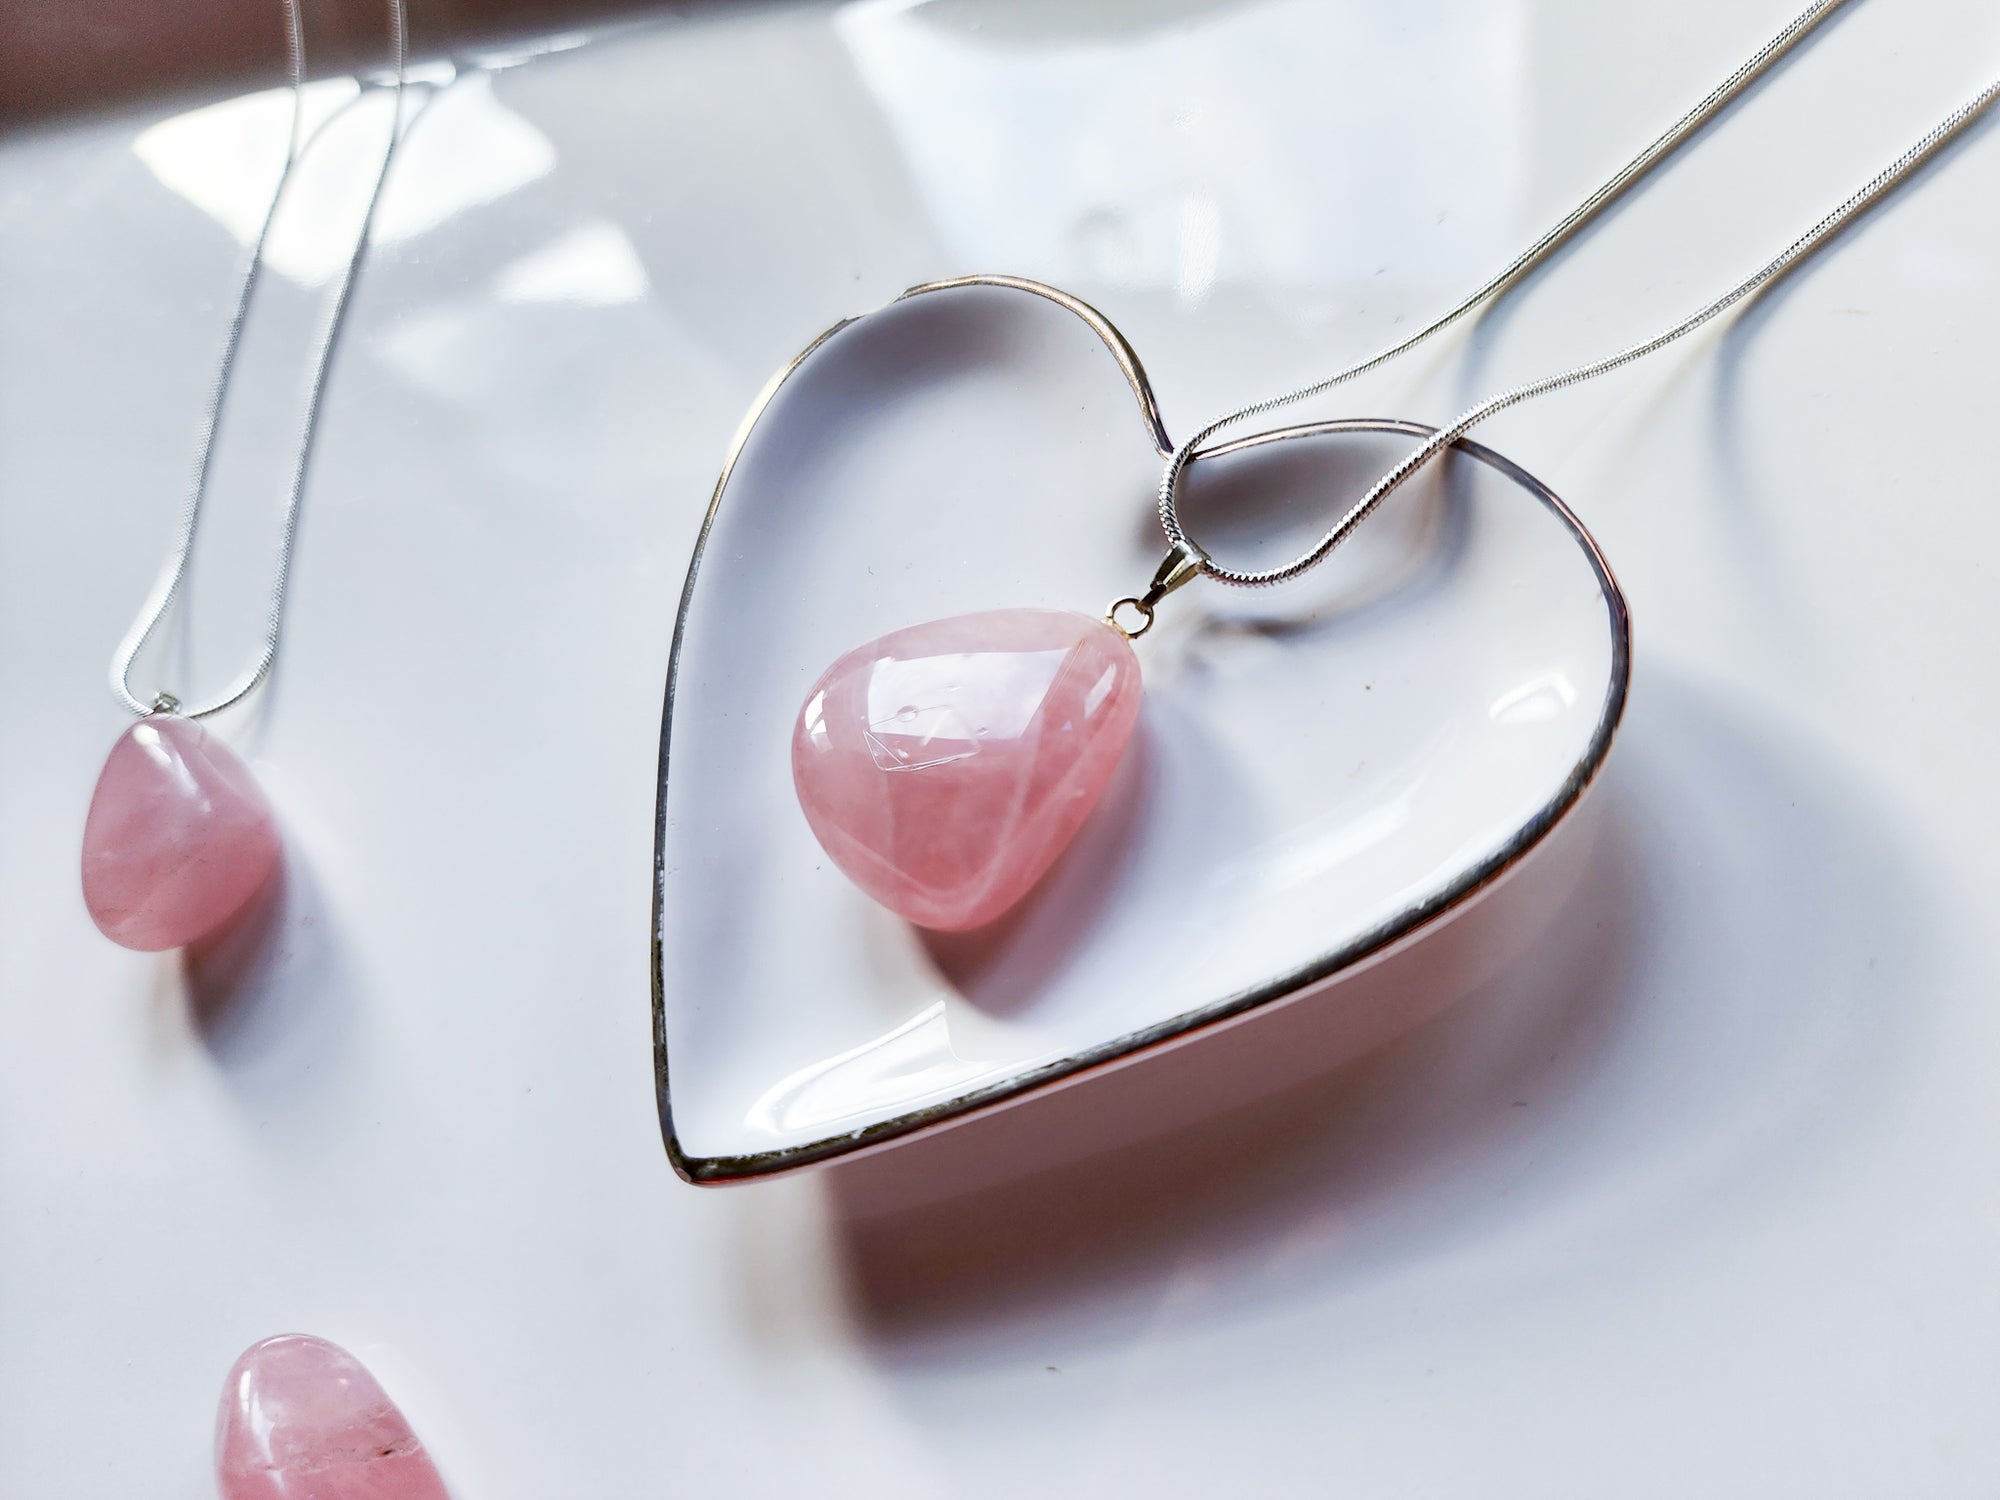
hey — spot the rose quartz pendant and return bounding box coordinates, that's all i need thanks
[792,607,1143,931]
[216,1334,449,1500]
[80,714,281,951]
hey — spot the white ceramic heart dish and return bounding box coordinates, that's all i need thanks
[653,276,1629,1184]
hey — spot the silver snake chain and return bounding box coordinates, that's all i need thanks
[112,0,1994,678]
[1160,0,2000,588]
[110,0,410,719]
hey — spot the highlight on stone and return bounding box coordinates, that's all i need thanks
[81,714,280,952]
[792,608,1142,931]
[215,1333,448,1500]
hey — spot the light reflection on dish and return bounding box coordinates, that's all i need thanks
[494,220,650,306]
[132,71,554,284]
[833,0,1528,298]
[1490,670,1578,725]
[746,1001,1013,1136]
[133,80,358,280]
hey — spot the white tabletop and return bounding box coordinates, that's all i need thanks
[3,0,1998,1494]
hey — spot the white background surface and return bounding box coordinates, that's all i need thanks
[3,0,1998,1494]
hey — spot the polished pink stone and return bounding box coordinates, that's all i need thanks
[80,714,280,951]
[792,608,1143,931]
[216,1334,448,1500]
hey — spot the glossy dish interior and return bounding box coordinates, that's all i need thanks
[653,277,1629,1182]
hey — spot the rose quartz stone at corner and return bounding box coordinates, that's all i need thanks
[792,608,1143,931]
[216,1334,449,1500]
[80,714,280,951]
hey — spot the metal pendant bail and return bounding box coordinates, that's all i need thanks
[1106,539,1208,639]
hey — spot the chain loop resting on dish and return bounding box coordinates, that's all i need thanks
[1156,0,1942,588]
[110,0,411,718]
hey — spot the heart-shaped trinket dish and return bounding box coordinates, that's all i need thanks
[653,276,1628,1183]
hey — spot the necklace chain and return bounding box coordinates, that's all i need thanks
[1156,0,1998,589]
[110,0,410,718]
[107,1,2000,655]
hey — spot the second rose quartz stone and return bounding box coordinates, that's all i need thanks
[80,714,280,951]
[216,1334,449,1500]
[793,608,1142,930]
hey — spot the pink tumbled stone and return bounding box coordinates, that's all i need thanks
[80,714,280,951]
[792,607,1143,931]
[216,1334,448,1500]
